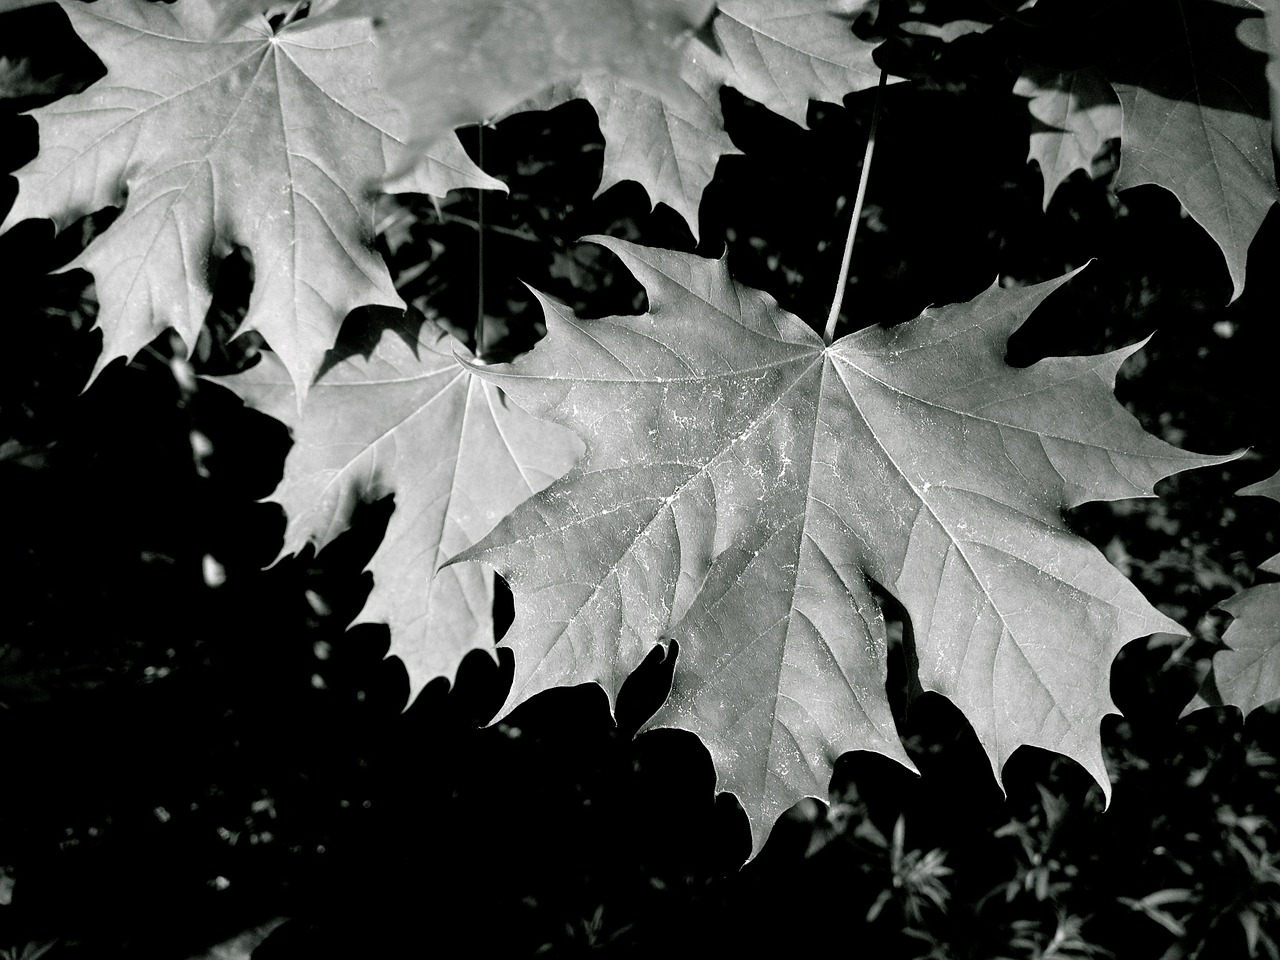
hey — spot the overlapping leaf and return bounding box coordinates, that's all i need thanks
[1104,0,1279,301]
[1209,471,1280,715]
[1015,66,1121,211]
[219,319,582,699]
[1,0,501,398]
[217,0,890,235]
[525,38,737,238]
[711,0,886,127]
[526,0,889,237]
[375,0,716,156]
[216,0,717,153]
[455,238,1232,852]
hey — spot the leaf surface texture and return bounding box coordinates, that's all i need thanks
[457,239,1231,851]
[220,320,582,698]
[1,0,498,396]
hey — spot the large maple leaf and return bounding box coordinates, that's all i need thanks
[219,318,582,698]
[455,238,1232,852]
[1,0,501,398]
[1208,470,1280,715]
[1014,65,1121,211]
[219,0,718,152]
[1105,0,1279,301]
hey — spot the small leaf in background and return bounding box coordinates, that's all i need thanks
[217,317,581,700]
[1,0,500,399]
[457,238,1234,853]
[1014,65,1121,211]
[526,38,738,239]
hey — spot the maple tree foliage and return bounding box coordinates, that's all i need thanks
[0,0,502,398]
[518,0,889,236]
[1104,0,1277,303]
[4,0,1279,866]
[220,317,582,699]
[454,237,1232,851]
[1012,0,1280,295]
[214,0,717,147]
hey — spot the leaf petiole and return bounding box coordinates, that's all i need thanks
[824,69,887,346]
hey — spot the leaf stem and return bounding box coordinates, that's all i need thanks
[823,69,887,346]
[476,124,486,359]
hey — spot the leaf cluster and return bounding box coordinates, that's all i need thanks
[1,0,1279,952]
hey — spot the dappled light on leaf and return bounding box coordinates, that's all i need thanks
[1015,65,1121,211]
[1104,0,1279,301]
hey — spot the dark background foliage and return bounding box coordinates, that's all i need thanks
[1,2,1278,957]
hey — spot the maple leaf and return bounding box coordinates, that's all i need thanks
[1105,0,1279,302]
[220,0,733,231]
[455,238,1232,853]
[268,0,717,153]
[711,0,887,128]
[523,0,889,238]
[1209,471,1280,716]
[1014,65,1121,211]
[525,38,738,239]
[1,0,501,398]
[225,0,887,236]
[218,317,582,698]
